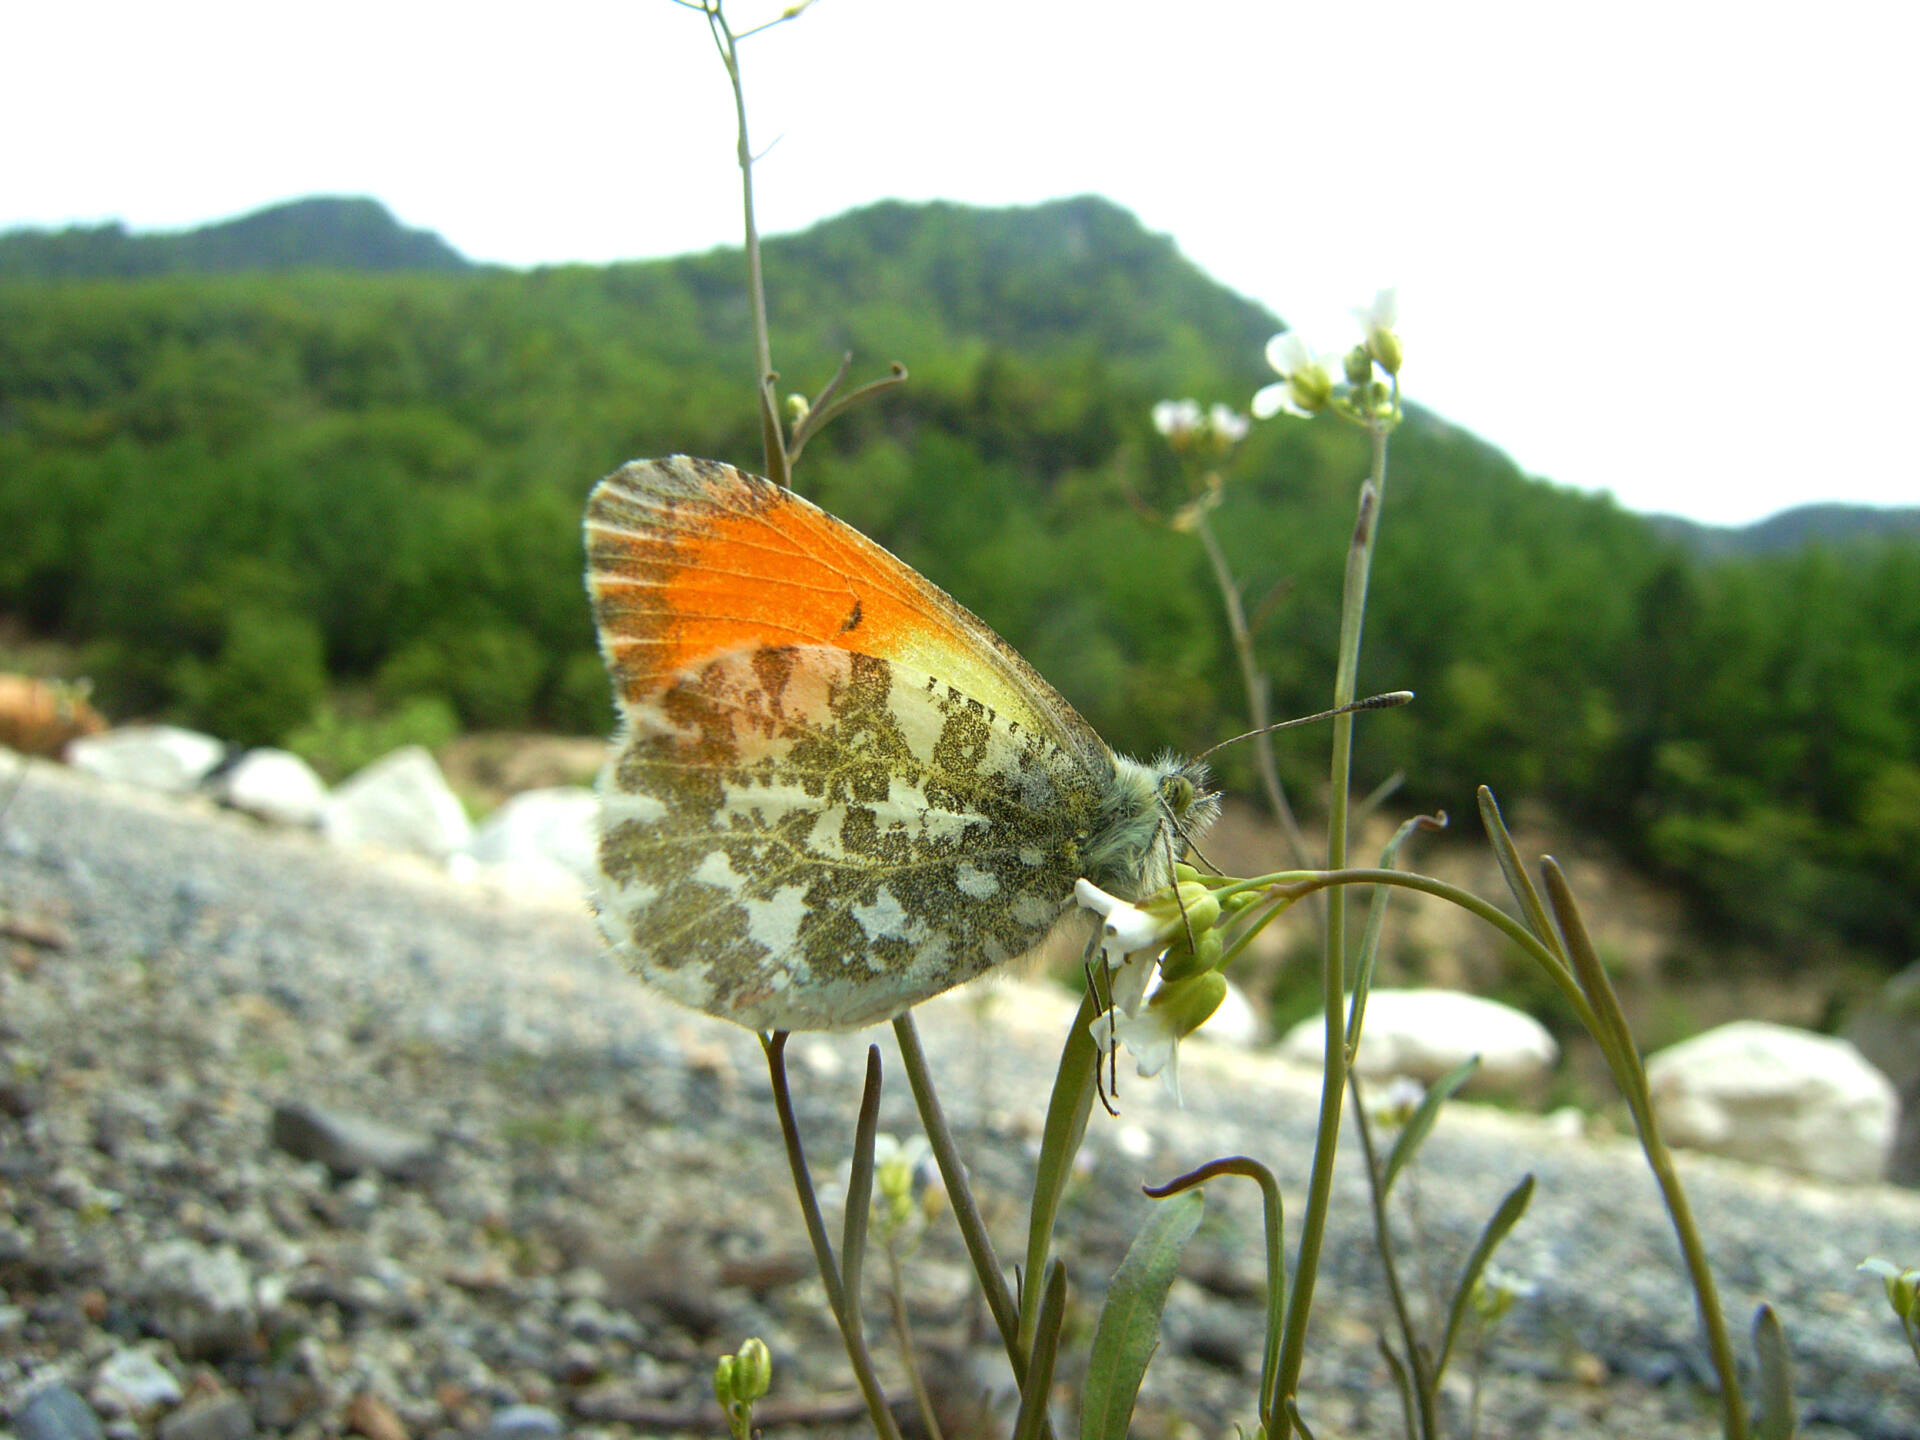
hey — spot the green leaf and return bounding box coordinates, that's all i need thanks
[1435,1173,1535,1378]
[1381,1055,1480,1196]
[1751,1302,1798,1440]
[1080,1187,1204,1440]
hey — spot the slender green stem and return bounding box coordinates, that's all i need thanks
[1193,508,1315,876]
[699,0,787,485]
[1543,863,1749,1439]
[840,1046,883,1345]
[1272,422,1391,1430]
[1351,1081,1438,1440]
[890,1015,1035,1386]
[883,1239,947,1440]
[1219,865,1607,1041]
[760,1034,903,1440]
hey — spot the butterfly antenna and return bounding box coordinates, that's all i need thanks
[1155,821,1203,953]
[1195,689,1414,762]
[1083,936,1122,1116]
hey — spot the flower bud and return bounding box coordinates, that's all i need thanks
[1147,970,1227,1038]
[1158,926,1224,983]
[1143,881,1221,935]
[1288,364,1333,415]
[1861,1258,1918,1320]
[1369,325,1403,376]
[735,1338,772,1402]
[715,1338,772,1412]
[1344,346,1373,388]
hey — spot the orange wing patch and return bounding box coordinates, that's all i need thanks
[585,457,1089,751]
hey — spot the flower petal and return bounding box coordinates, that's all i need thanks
[1264,330,1314,376]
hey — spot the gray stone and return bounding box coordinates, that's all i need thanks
[136,1239,254,1356]
[66,726,224,794]
[15,1386,106,1440]
[269,1100,436,1181]
[157,1395,252,1440]
[485,1404,564,1438]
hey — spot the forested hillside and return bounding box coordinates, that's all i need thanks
[2,195,1916,969]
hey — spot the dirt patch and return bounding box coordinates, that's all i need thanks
[438,731,608,811]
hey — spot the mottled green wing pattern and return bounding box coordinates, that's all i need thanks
[595,641,1111,1030]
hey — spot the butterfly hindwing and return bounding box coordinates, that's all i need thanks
[594,642,1104,1029]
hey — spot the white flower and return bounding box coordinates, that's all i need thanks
[1368,1074,1427,1127]
[1105,1002,1187,1105]
[1351,287,1397,336]
[1207,403,1251,444]
[1152,398,1203,438]
[1252,331,1335,418]
[1087,969,1226,1109]
[1471,1265,1538,1325]
[1075,878,1164,965]
[868,1132,936,1236]
[1351,288,1401,375]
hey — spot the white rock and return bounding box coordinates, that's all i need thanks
[1646,1021,1896,1183]
[1279,988,1559,1090]
[321,746,472,860]
[90,1344,183,1415]
[463,854,591,905]
[467,786,598,884]
[64,725,224,793]
[208,747,328,827]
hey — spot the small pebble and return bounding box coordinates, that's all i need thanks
[16,1386,106,1440]
[157,1396,252,1440]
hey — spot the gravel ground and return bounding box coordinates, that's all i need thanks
[1,753,1916,1440]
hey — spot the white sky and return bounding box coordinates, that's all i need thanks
[7,0,1915,524]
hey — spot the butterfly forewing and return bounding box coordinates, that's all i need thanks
[585,457,1107,766]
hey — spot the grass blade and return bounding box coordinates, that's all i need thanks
[1752,1303,1797,1440]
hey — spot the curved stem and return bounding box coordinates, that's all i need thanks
[1143,1157,1286,1428]
[1542,863,1749,1438]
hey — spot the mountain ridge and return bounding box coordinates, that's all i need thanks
[10,192,1914,550]
[0,196,471,278]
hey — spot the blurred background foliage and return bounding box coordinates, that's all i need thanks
[2,195,1917,971]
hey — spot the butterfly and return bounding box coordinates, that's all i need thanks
[583,456,1218,1031]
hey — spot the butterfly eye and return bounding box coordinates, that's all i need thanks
[1163,773,1195,815]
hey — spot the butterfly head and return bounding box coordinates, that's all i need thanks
[1083,751,1219,903]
